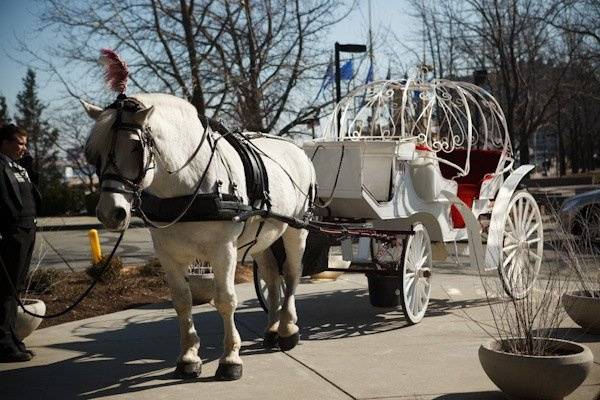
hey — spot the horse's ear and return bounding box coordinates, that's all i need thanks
[132,106,155,125]
[80,99,103,120]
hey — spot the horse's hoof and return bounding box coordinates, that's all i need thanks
[174,361,201,379]
[278,332,299,351]
[215,363,243,381]
[263,331,279,349]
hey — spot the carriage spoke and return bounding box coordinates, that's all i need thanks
[412,282,420,316]
[521,200,531,228]
[503,243,518,253]
[511,204,519,226]
[524,204,536,232]
[526,237,541,245]
[505,261,515,283]
[507,214,517,235]
[503,248,517,268]
[518,197,524,225]
[505,227,518,243]
[510,259,522,287]
[418,243,426,263]
[527,249,542,262]
[416,282,425,310]
[417,255,428,269]
[525,222,540,239]
[516,265,525,292]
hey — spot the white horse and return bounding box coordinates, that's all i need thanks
[81,92,316,380]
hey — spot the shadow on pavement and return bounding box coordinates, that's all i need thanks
[0,286,491,398]
[241,287,491,341]
[534,327,600,344]
[0,310,236,399]
[432,391,504,399]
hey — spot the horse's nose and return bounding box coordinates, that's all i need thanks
[113,207,127,223]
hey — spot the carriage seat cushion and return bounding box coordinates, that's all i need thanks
[437,148,502,186]
[436,148,502,228]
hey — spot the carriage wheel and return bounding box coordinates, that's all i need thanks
[498,191,544,299]
[253,261,286,313]
[372,223,433,324]
[400,224,433,324]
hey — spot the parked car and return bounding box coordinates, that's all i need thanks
[560,189,600,240]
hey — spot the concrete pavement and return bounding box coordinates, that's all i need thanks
[1,269,599,399]
[34,227,154,271]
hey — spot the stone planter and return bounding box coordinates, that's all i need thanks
[15,299,46,340]
[479,337,593,400]
[563,291,600,334]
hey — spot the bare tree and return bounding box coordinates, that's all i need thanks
[40,0,350,136]
[405,0,585,165]
[54,111,98,192]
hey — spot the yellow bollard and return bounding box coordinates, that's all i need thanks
[88,229,102,264]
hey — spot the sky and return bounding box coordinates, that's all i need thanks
[0,0,419,116]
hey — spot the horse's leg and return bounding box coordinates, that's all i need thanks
[278,227,307,351]
[253,248,283,348]
[160,255,201,378]
[210,242,243,380]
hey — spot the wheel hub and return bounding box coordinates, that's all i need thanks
[419,269,432,278]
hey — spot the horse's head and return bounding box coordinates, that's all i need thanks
[82,96,155,231]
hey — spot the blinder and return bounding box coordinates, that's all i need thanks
[97,94,156,202]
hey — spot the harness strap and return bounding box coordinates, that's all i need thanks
[239,219,267,264]
[135,133,225,229]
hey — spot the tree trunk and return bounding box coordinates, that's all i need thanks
[519,131,530,165]
[558,129,566,176]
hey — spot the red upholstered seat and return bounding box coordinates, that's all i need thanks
[437,148,503,228]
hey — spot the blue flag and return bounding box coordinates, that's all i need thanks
[315,60,334,100]
[322,62,334,88]
[340,59,353,80]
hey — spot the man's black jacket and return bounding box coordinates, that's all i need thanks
[0,155,42,228]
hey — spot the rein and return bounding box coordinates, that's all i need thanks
[0,232,125,319]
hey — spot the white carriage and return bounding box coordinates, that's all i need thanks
[255,78,544,324]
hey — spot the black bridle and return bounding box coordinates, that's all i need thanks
[97,94,156,205]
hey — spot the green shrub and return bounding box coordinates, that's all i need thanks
[85,191,100,216]
[40,182,86,216]
[26,268,61,294]
[86,255,124,283]
[140,258,164,277]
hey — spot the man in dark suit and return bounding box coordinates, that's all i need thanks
[0,124,41,362]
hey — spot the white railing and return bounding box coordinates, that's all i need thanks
[321,79,514,178]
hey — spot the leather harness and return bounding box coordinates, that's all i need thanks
[99,95,271,223]
[198,115,271,210]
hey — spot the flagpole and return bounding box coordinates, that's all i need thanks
[368,0,374,77]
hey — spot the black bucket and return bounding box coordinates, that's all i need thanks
[366,272,401,308]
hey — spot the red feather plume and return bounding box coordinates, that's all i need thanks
[99,48,129,94]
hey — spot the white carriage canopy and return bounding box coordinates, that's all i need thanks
[321,79,514,181]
